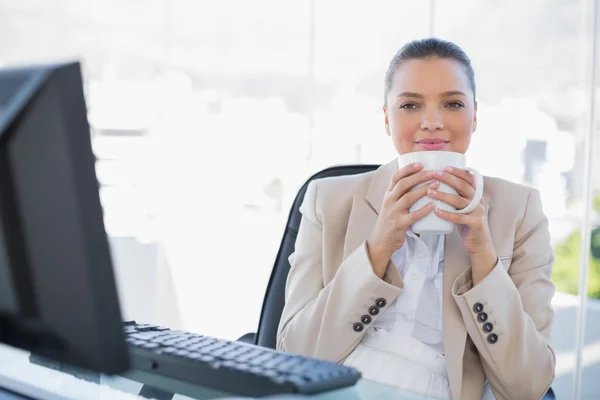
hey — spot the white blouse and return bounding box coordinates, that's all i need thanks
[372,229,445,354]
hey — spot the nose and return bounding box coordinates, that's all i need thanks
[420,109,444,132]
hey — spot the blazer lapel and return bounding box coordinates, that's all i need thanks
[342,159,397,260]
[443,180,493,400]
[443,229,470,399]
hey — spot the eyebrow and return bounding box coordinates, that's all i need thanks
[440,90,467,98]
[396,90,467,99]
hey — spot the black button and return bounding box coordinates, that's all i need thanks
[477,312,488,323]
[352,323,364,332]
[361,315,372,324]
[368,306,379,316]
[473,303,484,313]
[487,333,498,344]
[483,322,493,333]
[375,298,387,308]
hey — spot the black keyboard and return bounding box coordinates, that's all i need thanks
[124,321,361,397]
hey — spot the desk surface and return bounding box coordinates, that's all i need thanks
[0,344,434,400]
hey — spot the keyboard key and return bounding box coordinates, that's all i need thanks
[155,327,171,331]
[141,343,159,349]
[262,370,279,378]
[162,338,189,346]
[137,325,159,332]
[221,348,251,361]
[221,360,237,369]
[197,342,227,354]
[211,345,238,358]
[233,363,251,372]
[237,349,264,363]
[130,332,167,341]
[174,339,202,349]
[276,358,301,371]
[160,347,177,355]
[152,334,179,342]
[123,320,136,326]
[263,358,284,369]
[249,353,275,366]
[188,341,215,351]
[199,355,215,363]
[248,366,264,375]
[169,330,195,337]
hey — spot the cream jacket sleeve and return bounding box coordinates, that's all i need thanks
[276,179,402,363]
[452,188,556,400]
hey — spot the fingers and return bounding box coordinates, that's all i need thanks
[444,166,475,187]
[406,201,435,224]
[434,169,475,198]
[398,180,439,210]
[388,170,435,202]
[387,162,423,191]
[427,188,470,210]
[435,208,485,228]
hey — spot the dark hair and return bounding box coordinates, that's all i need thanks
[384,38,476,105]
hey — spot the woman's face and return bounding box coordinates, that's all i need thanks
[383,58,477,155]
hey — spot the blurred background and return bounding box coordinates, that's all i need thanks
[1,0,600,398]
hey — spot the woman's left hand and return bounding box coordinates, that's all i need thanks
[427,167,498,283]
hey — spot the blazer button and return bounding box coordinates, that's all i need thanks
[361,315,372,325]
[375,298,387,308]
[487,333,498,344]
[483,322,493,333]
[353,322,364,332]
[368,306,380,316]
[473,302,484,313]
[477,312,488,323]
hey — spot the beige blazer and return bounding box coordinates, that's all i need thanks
[276,159,556,400]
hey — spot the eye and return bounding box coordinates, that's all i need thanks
[400,103,418,110]
[445,101,464,109]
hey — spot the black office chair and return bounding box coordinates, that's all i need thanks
[238,164,379,348]
[237,164,556,400]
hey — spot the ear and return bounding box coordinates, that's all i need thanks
[383,105,391,136]
[472,102,478,133]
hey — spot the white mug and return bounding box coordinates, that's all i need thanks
[397,151,484,235]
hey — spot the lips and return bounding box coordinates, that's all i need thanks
[416,139,449,144]
[415,138,449,150]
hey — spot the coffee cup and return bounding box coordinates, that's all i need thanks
[397,151,484,235]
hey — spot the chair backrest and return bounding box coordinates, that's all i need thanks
[254,164,380,349]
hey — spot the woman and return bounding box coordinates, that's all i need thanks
[276,38,555,400]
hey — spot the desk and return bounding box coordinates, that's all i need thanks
[0,344,435,400]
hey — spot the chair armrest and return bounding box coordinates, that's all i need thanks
[236,332,256,344]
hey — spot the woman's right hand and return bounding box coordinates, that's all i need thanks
[366,162,439,278]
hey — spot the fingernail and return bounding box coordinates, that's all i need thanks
[414,162,423,168]
[428,189,437,195]
[433,170,443,177]
[445,166,453,172]
[430,180,439,187]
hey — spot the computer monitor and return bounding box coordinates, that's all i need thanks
[0,61,130,374]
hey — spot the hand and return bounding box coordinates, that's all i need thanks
[428,167,497,283]
[366,162,437,278]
